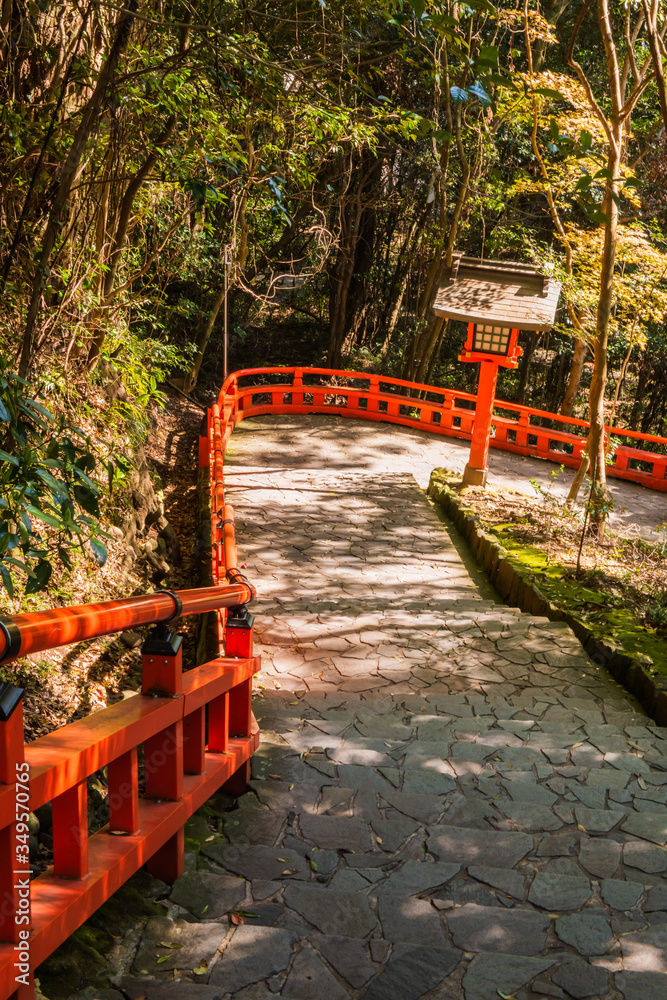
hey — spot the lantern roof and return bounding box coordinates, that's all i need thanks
[433,255,561,331]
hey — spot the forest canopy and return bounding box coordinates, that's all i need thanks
[2,0,667,589]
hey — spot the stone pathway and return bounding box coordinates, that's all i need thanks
[223,413,667,540]
[118,416,667,1000]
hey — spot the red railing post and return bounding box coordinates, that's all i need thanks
[108,749,139,834]
[440,394,454,430]
[0,684,27,952]
[367,376,380,412]
[223,606,254,795]
[141,625,184,883]
[293,369,304,405]
[183,707,206,775]
[516,412,531,449]
[52,782,88,880]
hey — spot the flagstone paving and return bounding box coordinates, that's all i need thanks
[120,416,667,1000]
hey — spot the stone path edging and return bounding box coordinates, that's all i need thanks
[428,470,667,728]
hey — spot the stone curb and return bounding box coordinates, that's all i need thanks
[428,470,667,727]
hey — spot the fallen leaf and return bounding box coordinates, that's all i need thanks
[570,741,583,748]
[269,774,282,780]
[627,740,644,752]
[232,910,259,918]
[577,824,587,833]
[376,836,383,844]
[205,835,215,842]
[201,905,209,914]
[289,783,294,790]
[308,859,318,871]
[230,913,244,925]
[289,701,299,705]
[497,991,518,1000]
[157,956,170,964]
[384,742,393,747]
[277,857,291,862]
[193,961,208,975]
[282,868,299,875]
[638,776,647,789]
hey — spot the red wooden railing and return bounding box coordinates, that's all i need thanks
[0,403,255,1000]
[214,367,667,492]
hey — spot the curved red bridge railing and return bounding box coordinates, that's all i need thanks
[211,366,667,492]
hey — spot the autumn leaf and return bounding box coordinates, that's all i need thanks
[193,961,208,975]
[230,913,244,925]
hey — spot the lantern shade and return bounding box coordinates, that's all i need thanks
[472,324,511,355]
[434,256,561,331]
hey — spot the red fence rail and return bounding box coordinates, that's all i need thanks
[214,366,667,492]
[0,402,257,999]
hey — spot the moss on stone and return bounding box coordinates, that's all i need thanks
[37,883,162,999]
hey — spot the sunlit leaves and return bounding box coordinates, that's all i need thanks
[0,357,113,598]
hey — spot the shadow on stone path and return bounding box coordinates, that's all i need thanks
[120,416,667,1000]
[225,413,667,540]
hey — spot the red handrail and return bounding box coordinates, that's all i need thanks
[0,583,254,665]
[212,366,667,492]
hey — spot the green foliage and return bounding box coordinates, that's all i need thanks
[0,356,128,598]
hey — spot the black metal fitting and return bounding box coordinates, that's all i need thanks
[226,604,255,630]
[154,587,183,625]
[141,624,183,657]
[0,617,21,665]
[0,681,24,721]
[226,567,254,594]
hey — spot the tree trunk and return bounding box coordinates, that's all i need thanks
[17,0,137,377]
[516,333,537,404]
[86,114,177,367]
[560,336,587,416]
[565,0,629,529]
[182,284,227,393]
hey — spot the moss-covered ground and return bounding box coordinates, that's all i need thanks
[457,483,667,677]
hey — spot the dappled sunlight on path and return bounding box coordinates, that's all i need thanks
[228,413,667,541]
[122,414,667,1000]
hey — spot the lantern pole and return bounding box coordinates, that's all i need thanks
[463,358,499,487]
